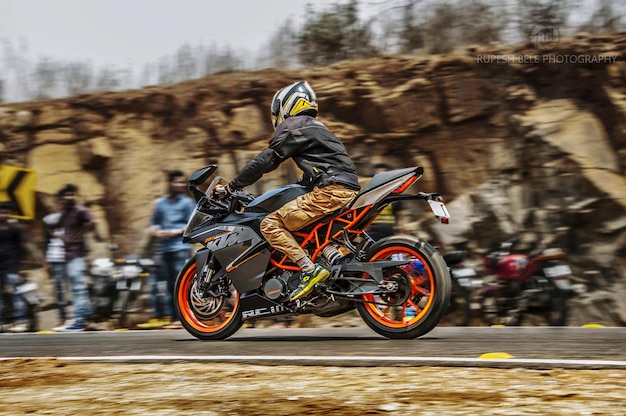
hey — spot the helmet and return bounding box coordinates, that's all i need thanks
[271,81,318,128]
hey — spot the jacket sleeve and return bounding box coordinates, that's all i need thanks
[229,147,282,190]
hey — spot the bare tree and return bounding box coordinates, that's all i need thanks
[515,0,572,39]
[2,38,33,100]
[397,0,425,53]
[297,0,378,66]
[63,61,93,96]
[33,57,60,99]
[380,0,506,55]
[212,46,243,74]
[95,65,121,91]
[458,0,508,45]
[175,43,200,80]
[258,20,300,69]
[578,0,624,33]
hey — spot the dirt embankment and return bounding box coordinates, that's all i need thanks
[0,359,624,415]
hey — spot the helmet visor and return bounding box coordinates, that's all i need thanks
[271,90,282,117]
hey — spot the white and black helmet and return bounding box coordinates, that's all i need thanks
[270,81,318,128]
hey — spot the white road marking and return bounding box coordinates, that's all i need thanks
[2,355,625,368]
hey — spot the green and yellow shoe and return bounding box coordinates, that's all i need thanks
[290,264,330,301]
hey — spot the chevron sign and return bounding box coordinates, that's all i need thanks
[0,165,37,220]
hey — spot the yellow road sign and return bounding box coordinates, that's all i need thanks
[0,165,37,220]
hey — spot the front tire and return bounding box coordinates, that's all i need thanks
[174,258,243,340]
[356,236,451,339]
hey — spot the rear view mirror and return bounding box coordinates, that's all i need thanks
[189,165,217,186]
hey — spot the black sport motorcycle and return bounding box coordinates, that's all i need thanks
[174,164,452,340]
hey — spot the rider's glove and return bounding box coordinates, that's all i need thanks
[213,184,232,200]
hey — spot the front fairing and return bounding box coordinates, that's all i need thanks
[192,224,271,293]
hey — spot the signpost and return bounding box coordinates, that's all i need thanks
[0,165,37,220]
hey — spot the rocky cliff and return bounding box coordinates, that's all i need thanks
[1,33,625,325]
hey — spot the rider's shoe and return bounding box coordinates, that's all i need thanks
[290,264,330,301]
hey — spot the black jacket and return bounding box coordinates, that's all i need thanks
[229,115,360,191]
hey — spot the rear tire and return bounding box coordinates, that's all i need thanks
[356,236,451,339]
[174,258,243,340]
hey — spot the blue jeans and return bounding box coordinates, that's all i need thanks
[61,257,92,325]
[151,250,190,318]
[0,272,27,324]
[49,262,69,323]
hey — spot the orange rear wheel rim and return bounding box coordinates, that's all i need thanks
[362,246,435,328]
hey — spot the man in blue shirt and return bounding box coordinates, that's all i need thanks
[138,170,195,329]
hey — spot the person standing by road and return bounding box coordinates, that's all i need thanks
[43,198,67,327]
[50,184,97,332]
[0,201,29,333]
[137,170,195,330]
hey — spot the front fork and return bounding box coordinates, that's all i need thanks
[194,248,229,298]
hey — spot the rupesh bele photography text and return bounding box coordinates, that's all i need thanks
[477,54,619,64]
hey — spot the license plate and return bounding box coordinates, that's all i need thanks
[554,279,572,290]
[456,277,483,288]
[544,264,572,278]
[427,200,450,223]
[453,267,476,278]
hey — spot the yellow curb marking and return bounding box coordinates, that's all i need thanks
[582,323,605,328]
[479,352,515,359]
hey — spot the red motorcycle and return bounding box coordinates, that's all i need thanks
[478,237,576,326]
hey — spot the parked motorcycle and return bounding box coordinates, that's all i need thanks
[442,251,482,326]
[478,237,577,326]
[90,245,155,328]
[174,164,452,340]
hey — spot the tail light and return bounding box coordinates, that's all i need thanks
[392,175,419,194]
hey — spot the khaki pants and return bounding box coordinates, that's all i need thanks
[260,184,358,264]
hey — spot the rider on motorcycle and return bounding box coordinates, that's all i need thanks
[215,81,360,301]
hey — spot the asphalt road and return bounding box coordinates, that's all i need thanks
[1,327,625,368]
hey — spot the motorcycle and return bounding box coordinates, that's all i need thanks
[90,245,155,328]
[478,237,577,326]
[441,251,482,326]
[174,164,452,340]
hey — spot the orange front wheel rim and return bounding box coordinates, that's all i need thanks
[177,263,239,332]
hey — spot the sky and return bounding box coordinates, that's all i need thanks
[0,0,378,68]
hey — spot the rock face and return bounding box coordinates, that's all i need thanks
[1,33,625,325]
